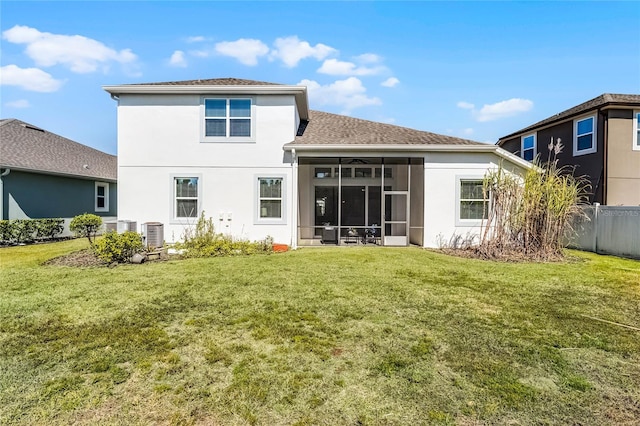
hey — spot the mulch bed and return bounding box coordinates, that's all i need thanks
[43,248,106,267]
[434,247,578,263]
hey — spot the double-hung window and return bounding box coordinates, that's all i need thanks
[257,177,285,223]
[174,177,199,218]
[204,98,252,139]
[521,134,536,161]
[95,182,109,212]
[634,111,640,151]
[573,115,596,155]
[458,179,488,222]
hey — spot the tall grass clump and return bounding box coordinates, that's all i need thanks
[479,138,590,260]
[174,212,273,257]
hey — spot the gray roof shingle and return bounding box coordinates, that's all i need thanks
[498,93,640,143]
[123,77,282,86]
[291,110,483,146]
[0,119,117,181]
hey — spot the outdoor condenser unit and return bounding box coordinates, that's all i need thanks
[141,222,164,249]
[117,220,137,233]
[104,222,117,233]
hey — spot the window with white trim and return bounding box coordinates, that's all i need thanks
[95,182,109,212]
[204,98,252,138]
[573,115,596,155]
[633,111,640,151]
[174,177,199,218]
[258,177,283,220]
[521,134,536,161]
[459,180,488,220]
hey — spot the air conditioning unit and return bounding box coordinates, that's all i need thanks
[117,220,137,234]
[141,222,164,249]
[104,222,117,233]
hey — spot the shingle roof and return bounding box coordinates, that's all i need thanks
[290,110,483,146]
[0,119,117,181]
[498,93,640,143]
[124,77,282,86]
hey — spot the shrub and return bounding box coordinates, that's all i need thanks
[35,218,65,240]
[175,211,273,258]
[0,220,12,244]
[93,231,144,263]
[70,213,103,245]
[11,219,37,243]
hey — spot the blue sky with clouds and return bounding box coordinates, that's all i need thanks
[1,1,639,155]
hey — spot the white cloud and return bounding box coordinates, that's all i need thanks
[5,99,31,108]
[0,64,63,92]
[299,77,381,112]
[381,77,399,88]
[270,36,336,67]
[186,36,206,43]
[355,53,382,64]
[169,50,187,67]
[461,128,474,136]
[457,101,475,109]
[457,98,533,122]
[476,98,533,122]
[214,38,269,66]
[2,25,137,74]
[317,58,385,76]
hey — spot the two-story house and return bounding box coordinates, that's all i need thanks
[497,94,640,205]
[104,78,530,248]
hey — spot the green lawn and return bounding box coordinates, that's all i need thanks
[1,240,639,425]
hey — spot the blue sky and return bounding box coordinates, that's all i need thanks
[1,1,639,155]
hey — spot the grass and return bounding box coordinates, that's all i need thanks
[1,240,639,425]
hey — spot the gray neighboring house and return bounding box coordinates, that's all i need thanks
[0,119,117,225]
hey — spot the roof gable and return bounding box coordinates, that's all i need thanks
[0,119,117,181]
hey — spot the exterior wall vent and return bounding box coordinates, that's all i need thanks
[117,220,137,233]
[141,222,164,249]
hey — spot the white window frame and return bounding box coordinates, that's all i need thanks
[521,133,536,161]
[254,175,286,225]
[95,182,109,212]
[171,174,202,223]
[633,110,640,151]
[573,114,597,156]
[455,177,489,227]
[201,96,256,143]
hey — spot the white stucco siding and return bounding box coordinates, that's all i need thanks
[422,151,522,248]
[117,94,297,168]
[118,166,293,245]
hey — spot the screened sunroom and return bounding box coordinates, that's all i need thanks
[297,157,425,246]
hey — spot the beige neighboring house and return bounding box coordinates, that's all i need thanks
[497,94,640,205]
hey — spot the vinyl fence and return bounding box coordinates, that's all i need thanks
[568,205,640,259]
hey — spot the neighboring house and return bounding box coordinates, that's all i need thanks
[0,119,117,226]
[497,94,640,205]
[103,78,530,248]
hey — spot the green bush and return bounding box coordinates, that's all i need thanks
[175,211,273,258]
[70,213,103,245]
[35,218,64,240]
[93,231,144,263]
[0,220,12,244]
[11,219,38,243]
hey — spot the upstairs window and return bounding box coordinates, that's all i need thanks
[521,134,536,161]
[634,111,640,151]
[95,182,109,212]
[204,98,252,139]
[573,115,596,155]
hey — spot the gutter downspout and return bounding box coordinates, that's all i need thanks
[291,148,298,250]
[602,109,608,205]
[0,168,10,220]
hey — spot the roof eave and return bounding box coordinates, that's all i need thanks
[0,165,117,182]
[103,84,309,120]
[498,100,640,144]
